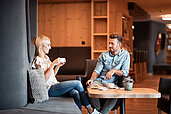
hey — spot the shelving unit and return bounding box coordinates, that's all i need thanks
[167,30,171,64]
[122,15,133,70]
[91,0,134,71]
[91,0,109,59]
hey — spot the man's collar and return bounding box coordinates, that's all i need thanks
[109,49,121,57]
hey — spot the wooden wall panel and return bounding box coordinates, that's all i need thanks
[109,0,129,34]
[38,5,45,35]
[38,0,130,47]
[44,4,52,38]
[38,2,91,47]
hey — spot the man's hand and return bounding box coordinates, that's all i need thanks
[106,69,115,80]
[86,79,93,86]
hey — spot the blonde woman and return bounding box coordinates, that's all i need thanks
[32,35,95,113]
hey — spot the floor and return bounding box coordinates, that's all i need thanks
[82,74,170,114]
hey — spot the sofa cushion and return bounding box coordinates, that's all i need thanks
[24,97,81,114]
[0,109,58,114]
[28,69,49,103]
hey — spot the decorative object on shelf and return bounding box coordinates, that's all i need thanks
[155,32,166,56]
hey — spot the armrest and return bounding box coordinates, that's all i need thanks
[76,75,87,82]
[76,75,88,90]
[114,76,126,88]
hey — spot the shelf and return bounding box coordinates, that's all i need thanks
[93,33,108,36]
[93,16,107,19]
[93,50,107,53]
[94,0,107,2]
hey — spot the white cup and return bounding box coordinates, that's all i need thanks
[59,58,66,63]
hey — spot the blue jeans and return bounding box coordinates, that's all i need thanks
[48,80,91,110]
[89,80,117,114]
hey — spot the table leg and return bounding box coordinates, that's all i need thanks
[120,98,125,114]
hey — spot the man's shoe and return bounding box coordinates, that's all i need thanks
[91,109,100,114]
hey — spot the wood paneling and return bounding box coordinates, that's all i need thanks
[38,2,91,47]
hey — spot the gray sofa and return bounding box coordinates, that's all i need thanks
[0,97,81,114]
[0,0,90,113]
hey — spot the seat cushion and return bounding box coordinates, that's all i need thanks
[24,97,81,114]
[0,109,58,114]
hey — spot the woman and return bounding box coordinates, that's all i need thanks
[32,35,94,113]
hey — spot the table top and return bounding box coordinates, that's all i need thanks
[87,88,161,98]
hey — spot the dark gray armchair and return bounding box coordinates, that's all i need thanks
[157,77,171,114]
[77,59,126,113]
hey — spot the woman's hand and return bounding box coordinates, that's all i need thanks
[57,61,66,67]
[52,57,60,66]
[53,58,66,75]
[53,57,66,67]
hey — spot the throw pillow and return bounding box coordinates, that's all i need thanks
[28,69,49,103]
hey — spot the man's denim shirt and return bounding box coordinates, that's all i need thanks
[94,49,130,83]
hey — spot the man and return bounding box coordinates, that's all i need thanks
[86,33,130,114]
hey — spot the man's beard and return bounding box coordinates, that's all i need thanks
[109,47,119,55]
[110,48,116,54]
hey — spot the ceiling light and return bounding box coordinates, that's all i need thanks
[162,14,171,20]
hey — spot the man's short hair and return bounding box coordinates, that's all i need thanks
[109,33,123,44]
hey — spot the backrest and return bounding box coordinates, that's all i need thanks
[158,77,171,94]
[85,59,98,80]
[48,47,91,75]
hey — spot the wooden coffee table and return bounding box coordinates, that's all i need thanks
[87,88,161,114]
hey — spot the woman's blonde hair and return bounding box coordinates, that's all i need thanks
[35,35,50,57]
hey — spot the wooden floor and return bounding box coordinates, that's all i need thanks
[82,74,171,114]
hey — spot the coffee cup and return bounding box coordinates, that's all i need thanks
[124,81,133,91]
[59,58,66,63]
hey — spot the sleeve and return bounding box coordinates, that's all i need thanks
[32,56,43,69]
[121,52,130,76]
[94,53,104,75]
